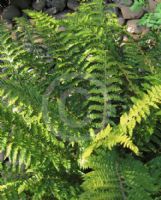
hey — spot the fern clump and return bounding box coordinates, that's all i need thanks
[0,0,161,199]
[24,0,157,131]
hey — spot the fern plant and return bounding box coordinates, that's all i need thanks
[0,0,161,199]
[24,0,157,131]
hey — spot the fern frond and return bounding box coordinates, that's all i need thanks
[82,84,161,161]
[80,150,156,200]
[26,0,151,131]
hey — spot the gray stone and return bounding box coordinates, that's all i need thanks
[120,5,144,19]
[54,9,72,19]
[11,0,32,9]
[32,0,46,11]
[67,0,79,11]
[46,0,66,12]
[57,26,66,32]
[45,7,57,15]
[2,5,21,21]
[118,17,126,25]
[127,19,148,34]
[115,0,133,6]
[147,0,158,11]
[127,20,141,33]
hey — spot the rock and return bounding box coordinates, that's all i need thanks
[54,9,72,19]
[45,7,57,15]
[46,0,66,12]
[67,0,79,11]
[11,0,32,9]
[147,0,158,11]
[32,0,46,11]
[2,5,21,21]
[57,26,66,32]
[5,22,13,30]
[118,17,126,25]
[114,0,133,6]
[120,5,144,19]
[127,19,148,34]
[0,0,9,8]
[0,7,3,16]
[114,7,122,17]
[122,35,129,42]
[127,20,141,34]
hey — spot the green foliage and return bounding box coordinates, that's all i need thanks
[130,0,145,12]
[81,84,161,160]
[0,14,81,200]
[25,0,157,131]
[140,3,161,29]
[0,0,161,199]
[80,85,161,199]
[80,150,159,200]
[132,0,161,30]
[131,0,161,29]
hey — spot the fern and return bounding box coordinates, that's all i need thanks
[140,3,161,29]
[0,22,81,200]
[80,150,158,200]
[82,84,161,161]
[0,0,161,199]
[24,0,156,132]
[80,84,161,199]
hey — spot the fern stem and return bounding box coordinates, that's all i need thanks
[115,161,127,200]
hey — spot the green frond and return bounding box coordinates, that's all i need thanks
[120,85,161,137]
[80,150,156,200]
[82,84,161,161]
